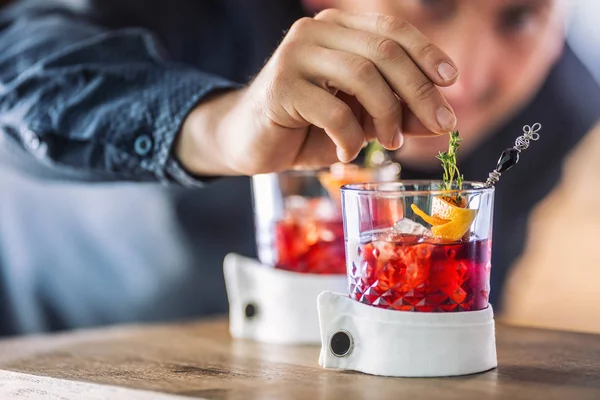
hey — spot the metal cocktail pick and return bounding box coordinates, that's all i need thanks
[484,123,541,187]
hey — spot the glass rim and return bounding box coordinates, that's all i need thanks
[341,180,494,196]
[272,164,398,177]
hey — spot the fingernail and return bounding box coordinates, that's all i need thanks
[436,107,457,131]
[392,130,404,149]
[336,147,352,163]
[438,62,458,82]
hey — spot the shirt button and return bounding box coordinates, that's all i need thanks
[29,135,40,150]
[134,135,153,156]
[21,127,40,150]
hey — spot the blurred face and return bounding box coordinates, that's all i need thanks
[306,0,566,168]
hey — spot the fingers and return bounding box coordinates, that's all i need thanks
[402,105,439,137]
[261,11,459,172]
[292,81,366,162]
[314,10,458,134]
[300,46,403,150]
[293,128,339,168]
[316,10,459,86]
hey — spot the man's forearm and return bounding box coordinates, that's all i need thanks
[0,2,239,186]
[176,89,246,177]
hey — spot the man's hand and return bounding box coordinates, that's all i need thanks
[177,9,459,176]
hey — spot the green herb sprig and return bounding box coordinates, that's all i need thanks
[436,131,464,192]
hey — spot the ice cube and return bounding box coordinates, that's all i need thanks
[393,218,432,237]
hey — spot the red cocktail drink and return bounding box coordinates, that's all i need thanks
[253,165,399,275]
[350,231,491,312]
[275,198,346,274]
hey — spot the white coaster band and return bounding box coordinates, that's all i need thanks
[318,292,497,377]
[223,254,348,344]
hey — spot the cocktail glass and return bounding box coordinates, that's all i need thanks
[341,181,494,311]
[253,164,399,274]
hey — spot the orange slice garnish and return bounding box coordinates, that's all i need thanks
[411,197,477,241]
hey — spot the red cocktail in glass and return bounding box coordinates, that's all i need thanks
[253,164,399,274]
[342,181,494,312]
[275,198,346,274]
[350,231,491,311]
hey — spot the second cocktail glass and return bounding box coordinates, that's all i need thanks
[253,164,399,274]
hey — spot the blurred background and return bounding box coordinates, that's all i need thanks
[568,0,600,82]
[501,0,600,333]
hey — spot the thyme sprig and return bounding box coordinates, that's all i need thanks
[436,131,464,194]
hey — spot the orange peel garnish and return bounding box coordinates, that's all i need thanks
[411,198,477,241]
[317,164,374,202]
[410,204,449,226]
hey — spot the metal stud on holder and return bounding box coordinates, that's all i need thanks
[244,303,258,319]
[329,330,353,357]
[484,123,541,187]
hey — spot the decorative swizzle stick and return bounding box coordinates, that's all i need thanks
[484,123,542,187]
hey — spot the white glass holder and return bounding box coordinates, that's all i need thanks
[223,254,348,344]
[318,292,497,377]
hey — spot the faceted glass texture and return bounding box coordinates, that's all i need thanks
[349,232,492,312]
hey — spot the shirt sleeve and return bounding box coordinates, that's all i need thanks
[0,3,240,186]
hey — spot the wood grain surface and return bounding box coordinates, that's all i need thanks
[0,319,599,399]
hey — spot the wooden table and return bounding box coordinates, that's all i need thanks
[0,319,599,399]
